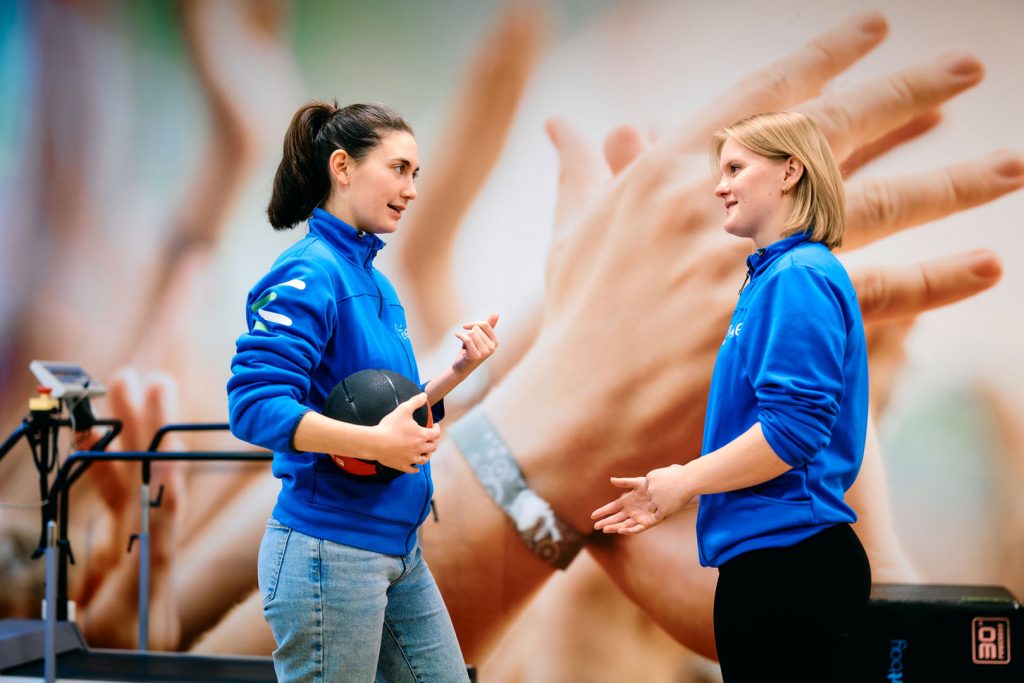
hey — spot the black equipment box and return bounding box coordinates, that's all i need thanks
[841,583,1021,681]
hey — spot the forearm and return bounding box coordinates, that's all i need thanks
[291,410,375,458]
[422,437,555,662]
[480,349,618,530]
[685,423,792,497]
[481,343,709,531]
[422,366,468,406]
[587,510,718,660]
[421,354,598,659]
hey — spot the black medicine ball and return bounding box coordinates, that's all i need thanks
[323,369,430,480]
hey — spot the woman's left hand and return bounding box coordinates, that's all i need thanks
[591,465,695,535]
[451,313,500,376]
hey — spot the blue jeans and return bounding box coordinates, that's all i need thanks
[257,519,469,683]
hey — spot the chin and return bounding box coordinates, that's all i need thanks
[366,220,398,235]
[723,223,748,240]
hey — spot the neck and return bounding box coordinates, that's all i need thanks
[752,226,786,249]
[321,196,357,229]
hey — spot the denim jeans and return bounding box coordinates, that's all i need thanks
[257,518,469,683]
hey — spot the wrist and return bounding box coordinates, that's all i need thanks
[447,404,586,569]
[482,346,613,532]
[342,422,379,462]
[450,358,477,380]
[669,463,698,509]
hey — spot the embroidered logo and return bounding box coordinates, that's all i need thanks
[722,322,743,345]
[250,279,306,331]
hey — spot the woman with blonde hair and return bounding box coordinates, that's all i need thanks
[593,111,870,681]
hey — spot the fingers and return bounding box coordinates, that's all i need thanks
[865,317,915,418]
[616,520,650,535]
[401,392,430,413]
[455,330,481,358]
[545,118,607,242]
[457,313,500,361]
[844,151,1024,250]
[589,507,626,528]
[410,450,434,473]
[667,12,888,153]
[454,331,491,365]
[394,392,441,440]
[600,518,650,535]
[604,124,647,175]
[396,394,441,448]
[854,249,1003,322]
[610,476,646,490]
[800,52,984,161]
[141,371,180,451]
[842,111,942,177]
[106,368,144,451]
[394,4,544,347]
[591,499,624,521]
[461,313,500,341]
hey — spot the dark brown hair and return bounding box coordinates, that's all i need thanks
[266,101,413,230]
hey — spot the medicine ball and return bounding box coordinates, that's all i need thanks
[323,369,431,480]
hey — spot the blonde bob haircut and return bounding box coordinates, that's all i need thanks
[712,111,846,249]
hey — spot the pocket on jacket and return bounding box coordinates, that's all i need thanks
[311,458,427,526]
[748,468,811,505]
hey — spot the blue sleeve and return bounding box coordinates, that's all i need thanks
[418,381,446,424]
[227,258,336,453]
[741,265,846,467]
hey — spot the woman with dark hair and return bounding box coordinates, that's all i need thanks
[228,101,496,682]
[592,111,871,682]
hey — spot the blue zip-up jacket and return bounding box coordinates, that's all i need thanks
[696,232,868,567]
[227,208,441,556]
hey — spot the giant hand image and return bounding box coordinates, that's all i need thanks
[0,2,1021,681]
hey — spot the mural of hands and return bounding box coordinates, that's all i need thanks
[426,6,1021,674]
[0,2,1021,682]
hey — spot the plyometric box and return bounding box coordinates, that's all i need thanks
[841,583,1021,682]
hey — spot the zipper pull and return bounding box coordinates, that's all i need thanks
[739,248,765,295]
[738,270,750,295]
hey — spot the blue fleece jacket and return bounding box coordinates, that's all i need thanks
[227,208,441,556]
[696,232,868,567]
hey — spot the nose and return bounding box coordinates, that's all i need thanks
[402,176,417,201]
[714,176,729,198]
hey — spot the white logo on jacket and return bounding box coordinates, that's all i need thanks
[722,322,743,345]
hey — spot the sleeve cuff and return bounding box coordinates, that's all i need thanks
[287,408,313,453]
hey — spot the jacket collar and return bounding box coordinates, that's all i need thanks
[746,231,811,278]
[307,208,386,268]
[737,231,811,295]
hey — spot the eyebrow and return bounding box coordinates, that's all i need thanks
[388,157,421,173]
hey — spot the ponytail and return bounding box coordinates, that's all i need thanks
[267,101,414,231]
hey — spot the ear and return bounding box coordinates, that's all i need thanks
[328,148,353,186]
[783,155,805,187]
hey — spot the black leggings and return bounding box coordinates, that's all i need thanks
[713,523,871,683]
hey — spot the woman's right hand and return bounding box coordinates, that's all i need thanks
[365,393,441,474]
